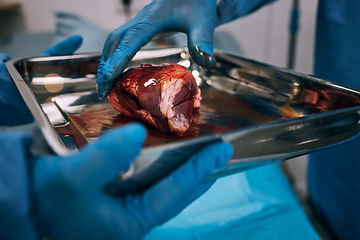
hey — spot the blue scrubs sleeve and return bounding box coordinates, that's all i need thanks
[216,0,277,26]
[0,131,37,240]
[309,0,360,239]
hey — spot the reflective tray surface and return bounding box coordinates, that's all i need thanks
[6,48,360,184]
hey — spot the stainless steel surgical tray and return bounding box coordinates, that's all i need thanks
[6,47,360,190]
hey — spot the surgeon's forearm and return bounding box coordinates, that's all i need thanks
[216,0,277,26]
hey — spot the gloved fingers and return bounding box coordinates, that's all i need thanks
[134,142,233,227]
[188,28,217,68]
[99,25,130,64]
[97,23,159,99]
[39,35,83,56]
[103,142,213,196]
[97,2,162,99]
[97,29,128,99]
[74,123,146,186]
[98,4,156,64]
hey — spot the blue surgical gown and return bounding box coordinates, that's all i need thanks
[0,131,37,240]
[308,1,360,239]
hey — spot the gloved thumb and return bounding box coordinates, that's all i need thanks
[40,35,83,56]
[188,28,217,68]
[77,123,146,185]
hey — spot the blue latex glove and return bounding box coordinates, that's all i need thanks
[97,0,218,98]
[0,35,83,126]
[31,123,233,240]
[39,35,83,56]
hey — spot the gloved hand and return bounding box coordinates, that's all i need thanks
[0,35,83,126]
[31,123,233,240]
[97,0,218,99]
[39,35,83,56]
